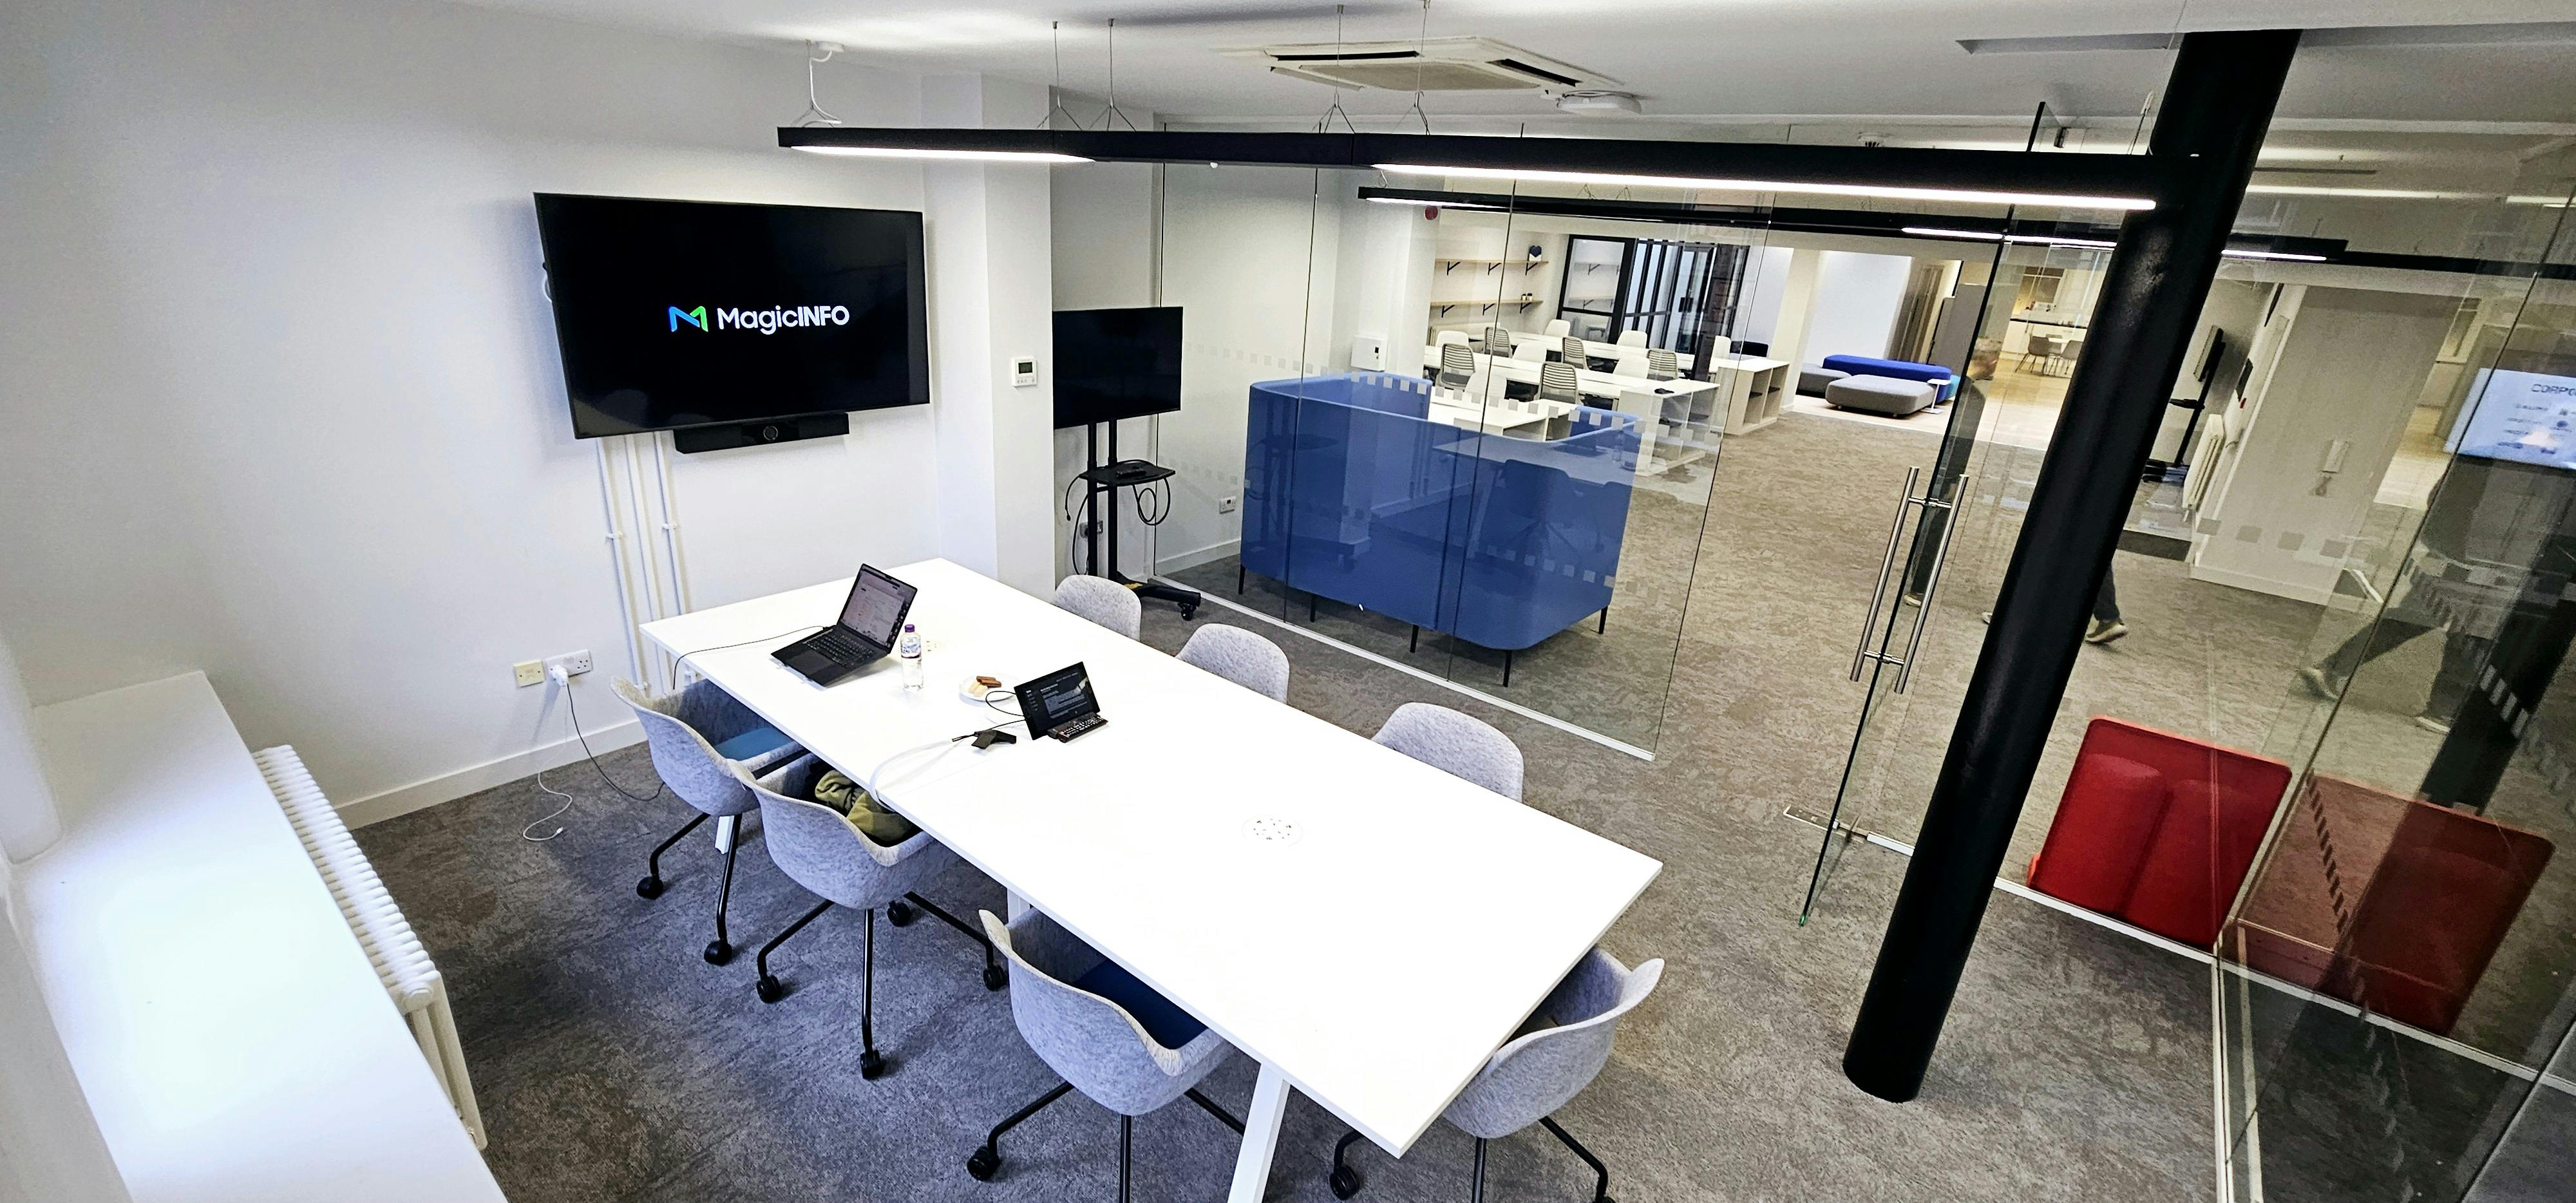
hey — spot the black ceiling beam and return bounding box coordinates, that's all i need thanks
[779,126,2168,209]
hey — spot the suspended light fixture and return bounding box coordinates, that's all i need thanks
[1378,166,2157,212]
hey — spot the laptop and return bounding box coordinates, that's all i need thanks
[772,565,918,686]
[1015,662,1107,742]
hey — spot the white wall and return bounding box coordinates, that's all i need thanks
[0,901,131,1203]
[1047,113,1161,585]
[1736,245,1796,350]
[0,638,58,865]
[0,0,1036,817]
[2192,286,2456,602]
[1801,251,1914,363]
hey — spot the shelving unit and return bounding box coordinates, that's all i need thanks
[1710,355,1793,435]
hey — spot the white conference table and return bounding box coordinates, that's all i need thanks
[641,560,1662,1203]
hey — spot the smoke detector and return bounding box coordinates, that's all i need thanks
[1556,90,1641,115]
[1221,36,1617,93]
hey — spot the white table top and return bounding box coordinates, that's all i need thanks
[17,674,504,1203]
[1422,345,1721,400]
[641,560,1661,1155]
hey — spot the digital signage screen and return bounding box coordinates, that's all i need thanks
[2448,368,2576,471]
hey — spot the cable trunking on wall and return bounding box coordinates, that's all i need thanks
[594,433,695,695]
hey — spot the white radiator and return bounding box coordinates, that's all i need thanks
[255,746,488,1150]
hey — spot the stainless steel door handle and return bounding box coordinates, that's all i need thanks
[1893,480,1958,694]
[1851,466,1922,681]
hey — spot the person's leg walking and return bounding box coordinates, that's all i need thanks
[2085,567,2128,644]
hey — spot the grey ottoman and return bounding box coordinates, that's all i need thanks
[1797,365,1849,397]
[1824,374,1938,417]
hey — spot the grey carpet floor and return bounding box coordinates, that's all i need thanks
[357,410,2241,1203]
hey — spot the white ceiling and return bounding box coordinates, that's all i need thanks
[448,0,2576,129]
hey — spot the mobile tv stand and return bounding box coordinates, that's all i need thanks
[1077,419,1200,620]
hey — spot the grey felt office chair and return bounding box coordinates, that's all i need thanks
[1645,348,1680,381]
[1327,947,1665,1203]
[615,677,801,965]
[1373,703,1524,800]
[733,753,1001,1077]
[1482,325,1515,357]
[1056,574,1142,639]
[1439,342,1479,392]
[1178,623,1290,702]
[1537,360,1582,406]
[963,909,1244,1193]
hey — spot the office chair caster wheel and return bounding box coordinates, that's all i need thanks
[887,900,916,927]
[703,939,733,965]
[755,974,786,1004]
[1329,1165,1361,1199]
[1180,603,1199,620]
[859,1049,886,1080]
[983,964,1007,991]
[636,875,665,900]
[965,1148,1000,1181]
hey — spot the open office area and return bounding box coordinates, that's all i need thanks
[5,5,2575,1203]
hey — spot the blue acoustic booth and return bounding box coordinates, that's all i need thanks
[1819,354,1958,401]
[1239,373,1638,683]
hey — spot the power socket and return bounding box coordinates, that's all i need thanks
[544,650,594,681]
[513,660,545,688]
[1218,496,1238,514]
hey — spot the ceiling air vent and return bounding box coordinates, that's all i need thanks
[1221,36,1617,93]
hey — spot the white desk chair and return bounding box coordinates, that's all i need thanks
[1615,330,1647,349]
[1559,335,1587,365]
[1544,318,1571,337]
[1512,339,1548,363]
[1056,574,1141,639]
[1537,361,1581,406]
[1708,336,1732,357]
[1438,342,1478,392]
[1482,325,1515,357]
[1436,330,1471,348]
[1327,947,1665,1203]
[964,909,1244,1193]
[1610,347,1649,378]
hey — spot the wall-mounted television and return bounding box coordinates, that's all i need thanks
[1054,307,1184,430]
[2448,368,2576,471]
[534,194,929,439]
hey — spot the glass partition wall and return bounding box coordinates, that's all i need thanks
[1138,160,1779,755]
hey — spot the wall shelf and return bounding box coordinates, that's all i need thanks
[1436,257,1550,276]
[1431,297,1542,316]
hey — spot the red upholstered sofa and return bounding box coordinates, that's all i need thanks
[2229,773,2554,1036]
[2025,717,2293,947]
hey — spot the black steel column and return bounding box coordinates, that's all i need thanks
[1841,28,2300,1103]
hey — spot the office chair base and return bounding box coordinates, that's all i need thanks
[702,940,733,965]
[638,811,710,901]
[755,974,786,1004]
[967,1080,1075,1183]
[886,899,917,926]
[859,1049,886,1080]
[1538,1115,1614,1203]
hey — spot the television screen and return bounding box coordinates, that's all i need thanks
[1054,307,1183,430]
[2448,368,2576,470]
[534,194,929,437]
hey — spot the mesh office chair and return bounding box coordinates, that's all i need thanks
[1326,948,1665,1203]
[1559,335,1587,365]
[615,678,802,965]
[963,909,1244,1193]
[1439,342,1479,393]
[1056,574,1142,639]
[1373,702,1524,801]
[1178,623,1291,702]
[1645,348,1681,381]
[1482,325,1515,357]
[1537,361,1581,406]
[734,753,1003,1077]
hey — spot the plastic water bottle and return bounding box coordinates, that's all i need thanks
[897,623,924,690]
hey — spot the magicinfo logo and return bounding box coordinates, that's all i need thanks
[667,303,851,335]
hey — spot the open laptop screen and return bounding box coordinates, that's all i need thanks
[838,567,914,647]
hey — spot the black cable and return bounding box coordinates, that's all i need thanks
[564,682,662,802]
[674,625,825,674]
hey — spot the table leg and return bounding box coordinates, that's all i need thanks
[1226,1063,1293,1203]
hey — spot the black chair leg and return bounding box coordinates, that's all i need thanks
[857,907,884,1079]
[901,892,1007,990]
[1309,593,1318,621]
[1598,605,1608,634]
[1409,625,1419,654]
[1118,1113,1134,1203]
[1184,1088,1244,1133]
[1471,1137,1488,1203]
[966,1081,1072,1181]
[753,900,832,1003]
[702,820,740,964]
[1238,564,1246,594]
[1539,1116,1612,1203]
[1328,1128,1367,1199]
[1502,650,1513,687]
[637,811,708,898]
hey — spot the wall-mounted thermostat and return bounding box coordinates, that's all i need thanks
[1012,355,1039,387]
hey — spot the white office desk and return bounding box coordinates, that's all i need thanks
[641,560,1661,1203]
[1421,345,1718,466]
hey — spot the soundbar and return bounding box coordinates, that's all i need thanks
[671,412,850,453]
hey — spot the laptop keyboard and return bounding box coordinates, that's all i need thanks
[811,627,875,661]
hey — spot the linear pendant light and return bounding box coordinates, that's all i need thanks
[779,127,2165,213]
